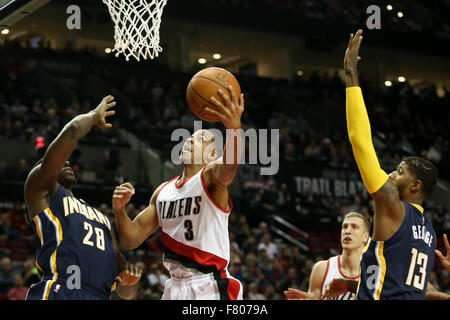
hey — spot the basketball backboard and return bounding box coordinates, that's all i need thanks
[0,0,51,28]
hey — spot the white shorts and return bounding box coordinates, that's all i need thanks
[161,272,243,300]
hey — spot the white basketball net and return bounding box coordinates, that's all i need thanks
[102,0,168,61]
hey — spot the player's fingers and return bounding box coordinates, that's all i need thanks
[117,183,133,191]
[217,88,232,106]
[435,249,444,260]
[120,183,135,193]
[106,110,115,117]
[114,187,132,194]
[129,264,135,276]
[227,85,238,105]
[348,33,354,48]
[443,234,449,251]
[239,93,244,110]
[209,96,227,112]
[356,36,363,51]
[203,107,225,121]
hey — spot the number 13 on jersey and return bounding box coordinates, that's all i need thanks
[405,248,428,290]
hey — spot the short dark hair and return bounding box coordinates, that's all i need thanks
[403,156,438,198]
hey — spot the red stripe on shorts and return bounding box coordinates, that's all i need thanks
[161,230,228,271]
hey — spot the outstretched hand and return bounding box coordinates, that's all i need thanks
[94,95,116,130]
[284,288,312,300]
[435,234,450,272]
[344,29,363,71]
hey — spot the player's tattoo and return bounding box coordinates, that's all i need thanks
[378,179,399,197]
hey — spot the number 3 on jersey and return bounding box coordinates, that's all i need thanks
[405,248,428,290]
[184,219,194,241]
[83,221,105,250]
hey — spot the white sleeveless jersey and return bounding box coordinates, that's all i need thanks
[156,167,233,277]
[321,255,359,300]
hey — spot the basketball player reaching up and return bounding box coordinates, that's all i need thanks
[284,212,370,300]
[113,86,245,300]
[344,29,438,300]
[24,95,140,300]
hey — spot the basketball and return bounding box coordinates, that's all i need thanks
[186,67,241,122]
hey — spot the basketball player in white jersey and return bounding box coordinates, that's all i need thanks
[284,212,370,300]
[112,85,245,300]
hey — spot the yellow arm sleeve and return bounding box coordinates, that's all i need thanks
[346,86,389,194]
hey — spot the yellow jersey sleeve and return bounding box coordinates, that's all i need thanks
[346,86,389,194]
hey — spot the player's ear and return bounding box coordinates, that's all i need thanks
[410,179,422,194]
[205,149,218,164]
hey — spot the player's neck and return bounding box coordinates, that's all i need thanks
[341,249,361,274]
[181,164,204,181]
[402,197,423,206]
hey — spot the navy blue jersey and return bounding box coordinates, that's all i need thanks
[27,185,117,299]
[357,202,436,300]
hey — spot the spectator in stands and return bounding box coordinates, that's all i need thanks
[246,281,265,300]
[147,262,169,290]
[7,274,28,300]
[14,158,30,181]
[280,267,302,292]
[242,234,258,255]
[257,233,279,260]
[261,181,279,224]
[254,221,270,242]
[0,213,13,240]
[7,201,27,236]
[0,257,14,294]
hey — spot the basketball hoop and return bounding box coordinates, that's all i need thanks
[102,0,167,61]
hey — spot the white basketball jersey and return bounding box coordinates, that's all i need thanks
[156,167,233,277]
[321,255,359,300]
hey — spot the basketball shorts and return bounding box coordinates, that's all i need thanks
[26,275,110,300]
[161,272,243,300]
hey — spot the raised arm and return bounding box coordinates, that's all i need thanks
[24,95,116,219]
[203,85,244,188]
[113,182,163,250]
[344,30,404,240]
